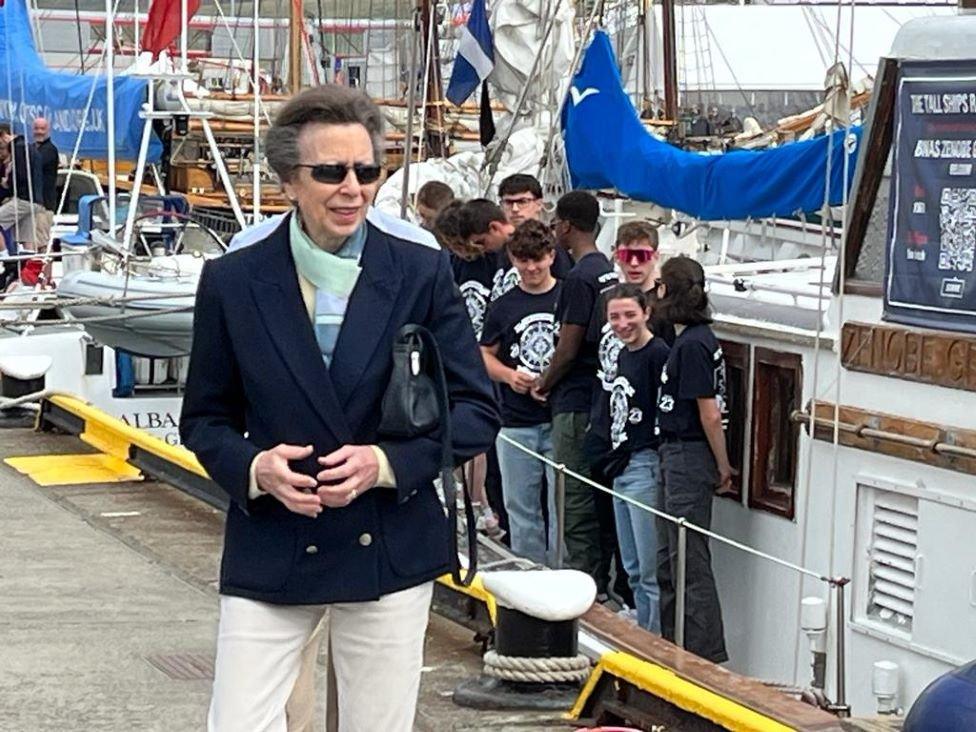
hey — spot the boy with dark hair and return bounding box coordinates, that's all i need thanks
[498,173,544,227]
[460,196,570,303]
[480,220,561,565]
[416,180,455,230]
[534,190,617,594]
[448,199,506,538]
[456,197,519,305]
[458,198,512,255]
[494,173,573,299]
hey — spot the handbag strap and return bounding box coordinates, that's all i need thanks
[401,325,478,587]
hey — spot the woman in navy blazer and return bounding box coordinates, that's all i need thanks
[180,85,499,731]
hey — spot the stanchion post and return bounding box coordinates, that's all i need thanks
[675,518,687,649]
[554,465,566,569]
[834,578,850,716]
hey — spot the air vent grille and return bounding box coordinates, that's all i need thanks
[867,493,918,632]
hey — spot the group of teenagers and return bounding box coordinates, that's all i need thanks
[419,173,733,663]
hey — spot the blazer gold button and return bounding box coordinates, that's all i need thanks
[305,545,319,554]
[358,533,372,547]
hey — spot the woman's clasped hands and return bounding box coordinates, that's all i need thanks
[254,443,381,517]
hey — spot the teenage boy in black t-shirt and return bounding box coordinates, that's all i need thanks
[654,255,731,664]
[460,194,572,302]
[480,221,562,565]
[534,191,616,592]
[498,174,545,227]
[437,200,504,537]
[494,174,573,298]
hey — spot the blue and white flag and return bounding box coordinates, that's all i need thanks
[446,0,494,106]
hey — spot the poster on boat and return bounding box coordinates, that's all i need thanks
[0,0,161,161]
[884,60,976,334]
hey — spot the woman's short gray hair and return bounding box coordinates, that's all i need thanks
[264,85,385,183]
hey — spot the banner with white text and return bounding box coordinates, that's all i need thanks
[884,60,976,333]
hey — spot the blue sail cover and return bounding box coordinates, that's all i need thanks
[562,31,861,220]
[0,0,161,161]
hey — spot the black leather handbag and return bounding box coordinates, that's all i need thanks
[379,324,478,586]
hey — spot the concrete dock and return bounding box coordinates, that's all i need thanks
[0,427,571,731]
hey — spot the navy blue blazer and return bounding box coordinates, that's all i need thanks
[179,212,500,605]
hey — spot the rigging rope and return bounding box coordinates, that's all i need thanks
[73,0,87,73]
[791,0,857,689]
[702,16,756,120]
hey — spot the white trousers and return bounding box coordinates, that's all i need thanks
[208,582,434,732]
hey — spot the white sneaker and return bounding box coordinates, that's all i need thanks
[616,606,638,624]
[474,504,505,539]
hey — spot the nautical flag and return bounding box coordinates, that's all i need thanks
[141,0,201,58]
[446,0,494,106]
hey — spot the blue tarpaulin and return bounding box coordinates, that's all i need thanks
[561,31,861,221]
[0,0,161,162]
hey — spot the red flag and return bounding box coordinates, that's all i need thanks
[141,0,201,58]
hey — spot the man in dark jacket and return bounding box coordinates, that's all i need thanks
[33,117,59,212]
[0,124,50,251]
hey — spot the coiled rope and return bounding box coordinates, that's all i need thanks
[482,650,590,684]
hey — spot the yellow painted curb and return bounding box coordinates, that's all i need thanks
[570,651,796,732]
[49,394,208,478]
[5,453,142,485]
[436,572,498,624]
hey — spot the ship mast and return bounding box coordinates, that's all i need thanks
[419,0,448,158]
[289,0,303,93]
[661,0,678,121]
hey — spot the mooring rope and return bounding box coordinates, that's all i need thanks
[482,650,590,684]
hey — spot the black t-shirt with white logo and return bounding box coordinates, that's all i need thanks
[480,283,562,427]
[657,324,728,441]
[552,251,616,415]
[491,246,573,302]
[610,337,670,453]
[588,284,676,446]
[451,253,498,340]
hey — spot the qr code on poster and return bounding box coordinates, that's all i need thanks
[938,187,976,273]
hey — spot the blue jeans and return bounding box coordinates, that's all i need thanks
[613,449,661,633]
[496,424,558,566]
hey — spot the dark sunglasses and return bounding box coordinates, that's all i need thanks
[615,247,659,264]
[294,162,382,185]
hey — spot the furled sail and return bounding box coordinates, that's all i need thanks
[561,30,861,221]
[0,0,161,161]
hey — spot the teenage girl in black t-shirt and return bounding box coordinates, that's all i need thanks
[653,256,731,664]
[604,284,670,633]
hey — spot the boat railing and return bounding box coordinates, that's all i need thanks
[495,431,852,716]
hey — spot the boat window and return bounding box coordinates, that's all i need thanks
[54,172,101,216]
[749,348,801,519]
[719,340,750,501]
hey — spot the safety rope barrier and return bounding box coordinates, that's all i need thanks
[495,432,838,585]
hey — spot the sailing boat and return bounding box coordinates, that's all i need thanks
[0,0,230,361]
